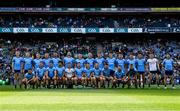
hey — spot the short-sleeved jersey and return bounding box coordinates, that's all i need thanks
[64,57,74,68]
[127,59,137,71]
[106,57,116,70]
[75,59,85,68]
[95,57,105,69]
[115,59,126,72]
[52,57,61,67]
[136,58,146,72]
[93,68,101,77]
[65,68,75,78]
[56,66,65,77]
[147,58,158,71]
[36,67,46,77]
[25,73,35,80]
[12,57,23,70]
[43,58,51,68]
[33,58,43,69]
[23,57,33,70]
[85,58,95,69]
[46,67,56,77]
[162,59,174,71]
[75,67,83,77]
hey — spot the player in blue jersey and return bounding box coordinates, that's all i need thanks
[95,52,105,69]
[43,53,51,68]
[22,68,36,89]
[136,53,146,88]
[22,52,33,74]
[113,66,125,88]
[101,62,114,88]
[63,52,75,68]
[92,63,101,88]
[56,61,65,88]
[127,53,137,72]
[162,54,175,89]
[126,63,137,88]
[45,60,57,88]
[83,63,93,86]
[12,51,23,89]
[52,52,61,67]
[106,52,116,71]
[35,61,46,88]
[75,54,85,68]
[115,53,126,73]
[85,53,95,69]
[33,53,42,70]
[75,62,84,86]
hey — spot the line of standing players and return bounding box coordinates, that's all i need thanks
[12,51,176,89]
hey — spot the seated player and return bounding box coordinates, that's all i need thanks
[114,66,125,88]
[83,63,93,86]
[75,62,84,86]
[81,71,87,87]
[64,62,75,88]
[93,63,101,88]
[56,61,65,88]
[126,64,137,88]
[101,63,114,88]
[45,60,57,88]
[22,68,36,89]
[35,61,46,88]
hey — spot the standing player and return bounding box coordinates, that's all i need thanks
[43,53,51,68]
[35,61,46,88]
[106,52,116,71]
[75,54,85,68]
[64,52,75,68]
[95,52,105,70]
[85,53,95,69]
[56,61,65,88]
[22,52,34,74]
[162,54,175,89]
[12,51,23,88]
[45,60,57,88]
[126,64,137,88]
[136,53,146,88]
[33,53,42,70]
[115,53,126,74]
[52,52,61,67]
[147,53,160,88]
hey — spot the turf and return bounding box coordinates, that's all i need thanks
[0,85,180,111]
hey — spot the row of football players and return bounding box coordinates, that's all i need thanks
[12,51,175,89]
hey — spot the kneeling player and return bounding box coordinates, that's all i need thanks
[45,61,57,88]
[22,69,36,89]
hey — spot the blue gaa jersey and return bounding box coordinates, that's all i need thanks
[75,59,85,68]
[127,59,137,71]
[36,67,46,78]
[46,67,56,78]
[115,59,126,73]
[93,68,101,77]
[25,72,35,80]
[75,67,83,78]
[23,57,33,71]
[106,57,116,70]
[95,58,105,69]
[12,57,23,71]
[115,70,124,79]
[101,68,111,77]
[162,59,174,71]
[64,57,75,68]
[83,68,92,77]
[56,66,65,77]
[85,58,95,69]
[52,58,61,67]
[43,58,51,68]
[33,58,43,69]
[136,59,146,72]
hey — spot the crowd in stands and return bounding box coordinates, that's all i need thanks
[0,15,180,28]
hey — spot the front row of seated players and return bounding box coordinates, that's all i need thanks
[22,60,129,89]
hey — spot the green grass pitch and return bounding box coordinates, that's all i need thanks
[1,85,180,111]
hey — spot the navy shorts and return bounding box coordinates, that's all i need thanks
[165,70,173,76]
[138,71,145,74]
[14,70,21,73]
